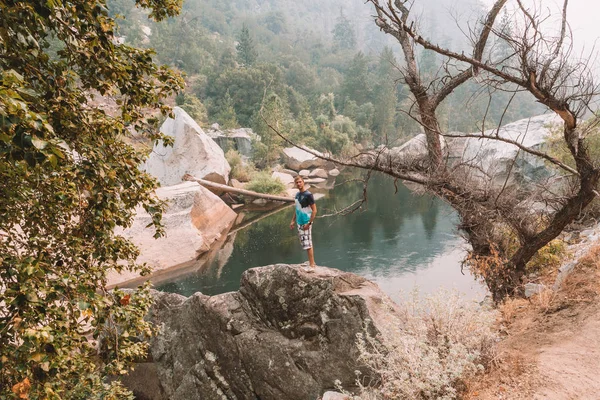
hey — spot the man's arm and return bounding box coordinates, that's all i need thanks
[289,210,296,230]
[309,203,317,225]
[302,203,316,230]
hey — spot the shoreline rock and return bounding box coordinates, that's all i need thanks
[108,181,236,287]
[121,264,402,400]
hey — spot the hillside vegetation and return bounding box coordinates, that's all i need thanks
[108,0,543,169]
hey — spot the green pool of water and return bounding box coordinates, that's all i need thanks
[155,172,486,302]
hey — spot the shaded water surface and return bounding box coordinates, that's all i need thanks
[156,173,485,301]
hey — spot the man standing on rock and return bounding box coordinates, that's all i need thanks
[290,175,317,271]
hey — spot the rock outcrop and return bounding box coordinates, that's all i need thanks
[108,181,236,286]
[309,168,328,179]
[144,107,230,186]
[207,127,256,158]
[281,147,328,171]
[122,265,401,400]
[271,171,295,188]
[387,133,446,165]
[448,113,561,182]
[386,114,560,184]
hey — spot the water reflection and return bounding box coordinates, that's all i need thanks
[156,172,486,301]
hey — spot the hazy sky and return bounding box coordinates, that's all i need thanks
[566,0,600,53]
[476,0,600,57]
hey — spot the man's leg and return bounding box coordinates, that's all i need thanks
[307,247,316,268]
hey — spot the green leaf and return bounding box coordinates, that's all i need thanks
[0,0,182,396]
[78,301,90,310]
[26,292,39,302]
[47,154,57,167]
[31,138,47,150]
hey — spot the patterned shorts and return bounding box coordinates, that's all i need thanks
[297,224,313,250]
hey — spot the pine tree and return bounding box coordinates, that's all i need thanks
[318,93,337,120]
[216,90,238,128]
[254,93,288,166]
[332,9,356,50]
[219,48,238,69]
[341,51,370,105]
[419,46,437,79]
[236,24,258,66]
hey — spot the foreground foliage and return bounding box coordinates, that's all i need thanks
[0,0,183,397]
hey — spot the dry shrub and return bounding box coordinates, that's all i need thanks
[578,244,600,270]
[499,297,528,324]
[559,243,600,300]
[225,149,255,182]
[354,290,499,400]
[533,288,556,313]
[232,163,254,182]
[464,245,516,300]
[466,238,567,300]
[465,245,506,282]
[467,238,566,278]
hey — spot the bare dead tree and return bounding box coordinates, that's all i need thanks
[354,0,600,301]
[373,0,509,168]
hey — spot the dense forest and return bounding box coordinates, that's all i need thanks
[108,0,543,166]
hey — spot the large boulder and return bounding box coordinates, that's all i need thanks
[108,181,236,286]
[144,107,230,186]
[281,147,328,171]
[447,113,561,182]
[272,171,295,188]
[122,265,401,400]
[386,133,447,166]
[281,168,299,177]
[328,168,340,177]
[309,168,328,179]
[207,127,256,158]
[384,114,560,184]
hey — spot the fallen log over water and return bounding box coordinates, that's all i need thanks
[183,174,294,203]
[227,203,292,236]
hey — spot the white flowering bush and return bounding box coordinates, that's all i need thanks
[354,290,498,399]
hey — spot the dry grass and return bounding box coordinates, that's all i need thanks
[498,298,528,325]
[352,290,499,400]
[578,243,600,270]
[533,288,556,313]
[544,243,600,309]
